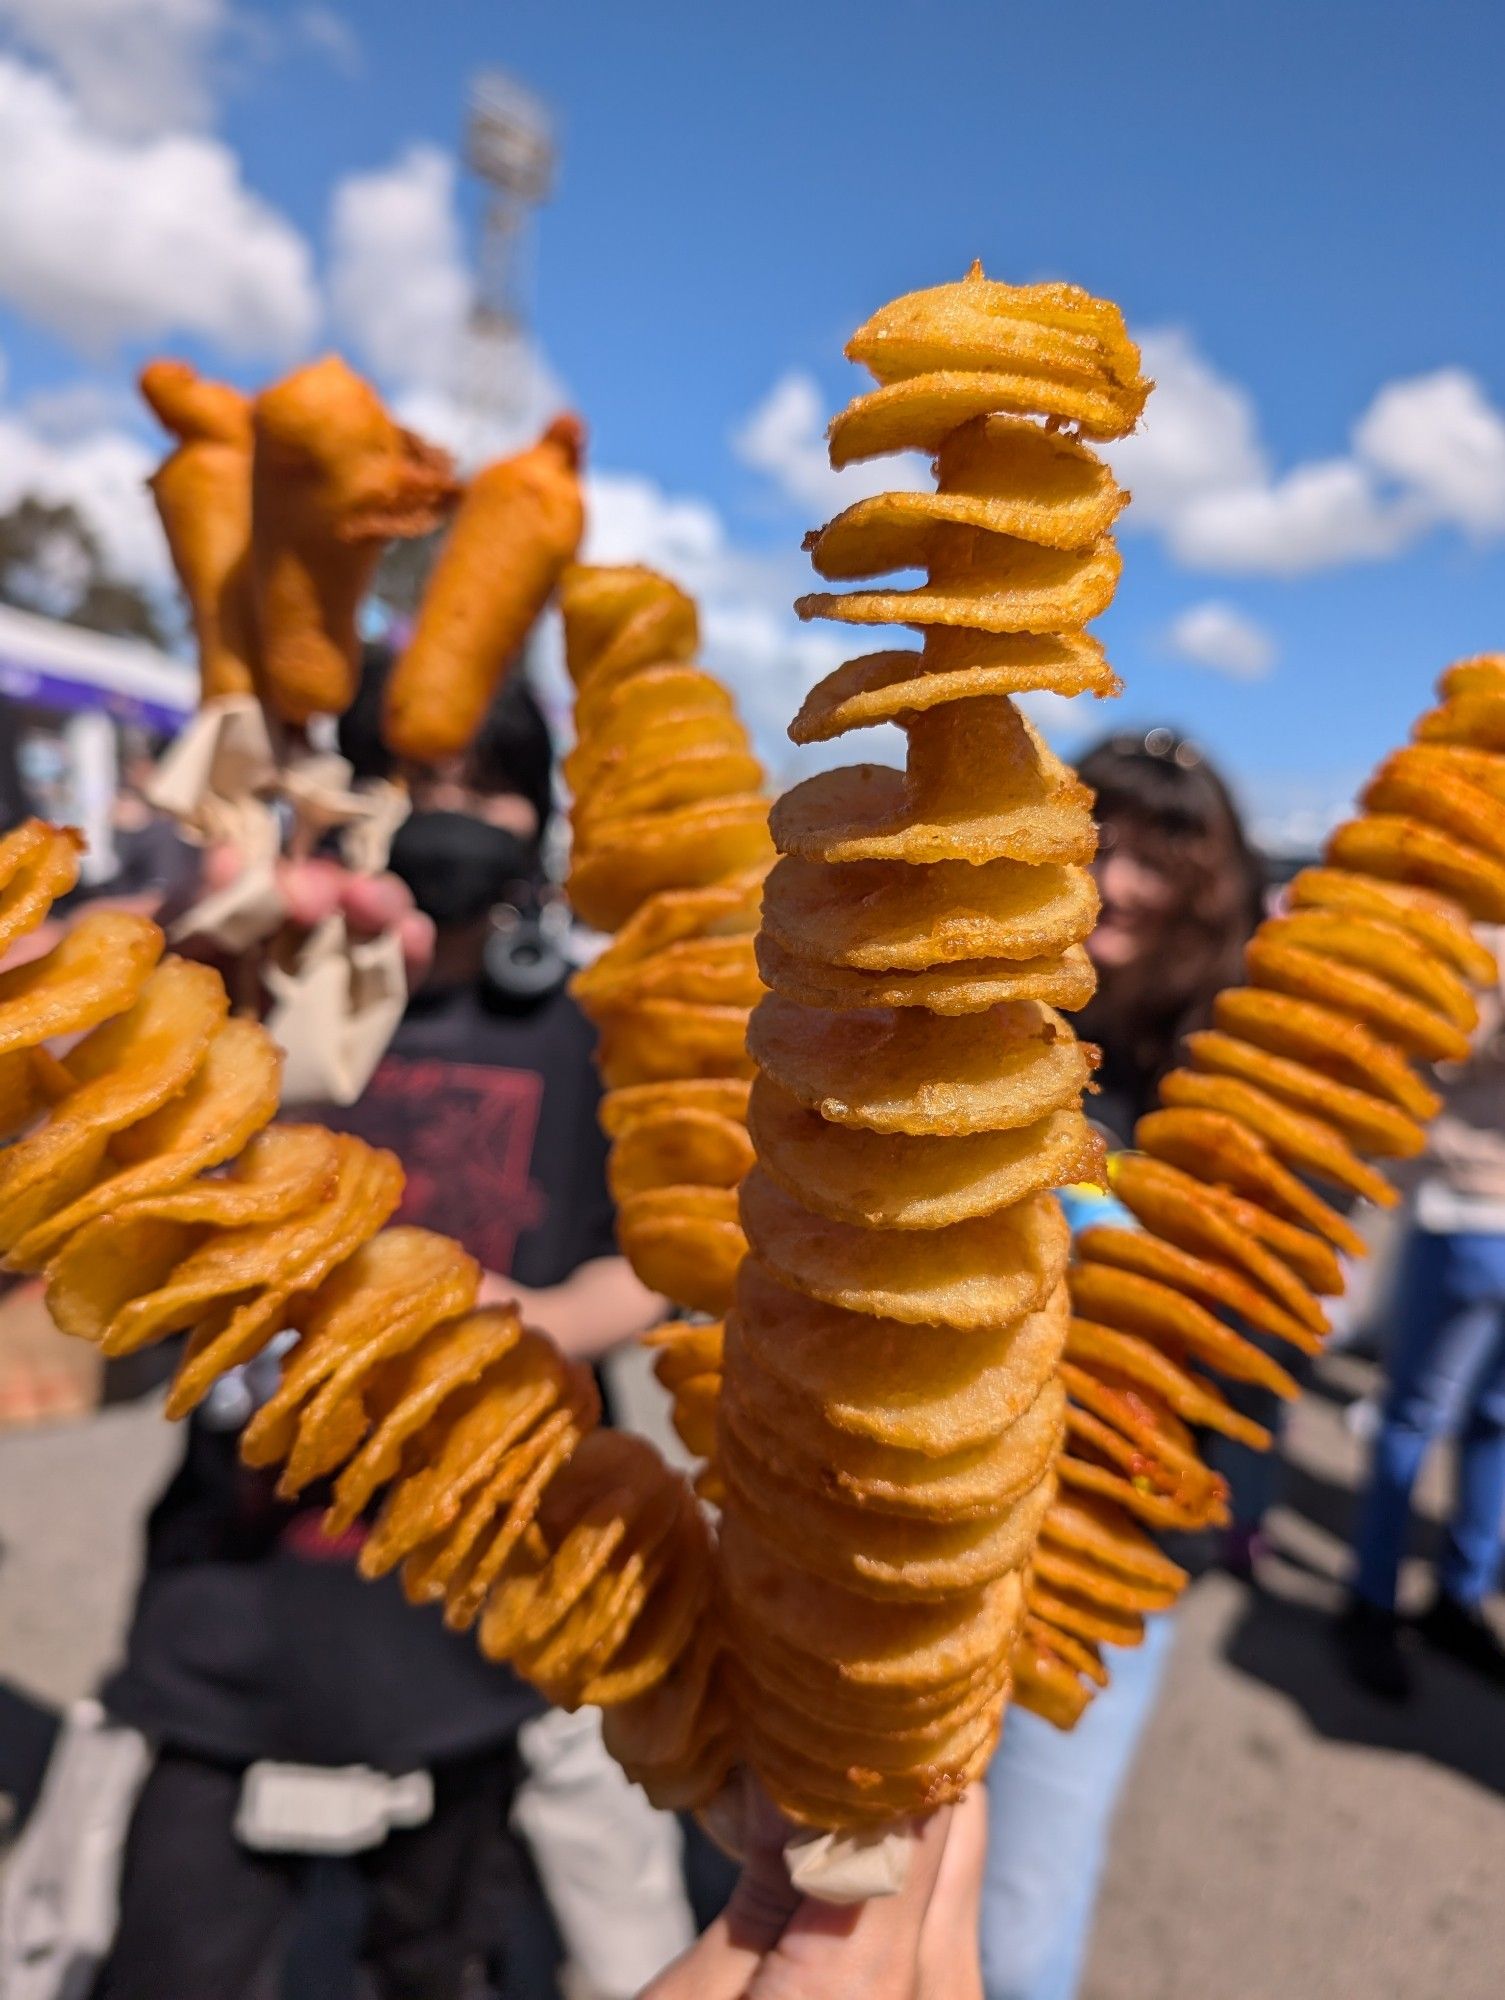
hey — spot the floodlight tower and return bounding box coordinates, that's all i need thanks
[461,69,558,439]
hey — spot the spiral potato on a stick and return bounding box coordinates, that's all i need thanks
[0,819,726,1810]
[1044,656,1505,1719]
[711,268,1149,1826]
[562,564,772,1481]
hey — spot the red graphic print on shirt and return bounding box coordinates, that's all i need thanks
[344,1056,548,1275]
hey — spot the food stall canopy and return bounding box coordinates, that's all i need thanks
[0,600,193,733]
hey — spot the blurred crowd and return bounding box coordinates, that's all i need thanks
[0,681,1501,2000]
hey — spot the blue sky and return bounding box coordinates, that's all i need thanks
[0,0,1502,845]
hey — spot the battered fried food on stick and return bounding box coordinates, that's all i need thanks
[0,820,729,1813]
[141,360,259,702]
[384,416,588,763]
[715,266,1146,1826]
[252,357,458,724]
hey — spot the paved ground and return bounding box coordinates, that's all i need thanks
[1,1330,1501,1999]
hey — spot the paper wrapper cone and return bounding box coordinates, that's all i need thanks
[148,701,413,1106]
[697,1771,913,1904]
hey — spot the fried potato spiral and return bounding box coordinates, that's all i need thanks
[1,819,725,1810]
[1048,658,1505,1721]
[713,267,1146,1824]
[563,564,772,1490]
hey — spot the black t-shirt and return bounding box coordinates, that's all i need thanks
[102,981,617,1772]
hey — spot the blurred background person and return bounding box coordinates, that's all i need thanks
[1339,941,1505,1701]
[45,653,691,2000]
[981,726,1265,2000]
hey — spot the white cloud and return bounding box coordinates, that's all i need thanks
[1114,329,1505,577]
[733,368,928,517]
[0,0,227,138]
[1354,368,1505,538]
[1168,458,1417,575]
[328,143,471,393]
[0,55,317,356]
[1109,329,1268,534]
[1163,600,1278,681]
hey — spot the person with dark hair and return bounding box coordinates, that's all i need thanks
[66,652,692,2000]
[981,727,1265,2000]
[1074,727,1265,1145]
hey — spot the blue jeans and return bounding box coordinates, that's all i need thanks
[980,1613,1174,2000]
[1353,1227,1505,1612]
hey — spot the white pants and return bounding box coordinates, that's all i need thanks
[513,1706,695,2000]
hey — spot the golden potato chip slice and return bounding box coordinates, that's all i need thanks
[749,1075,1099,1229]
[10,1019,284,1270]
[741,1170,1067,1330]
[577,929,761,1015]
[414,1406,583,1615]
[755,932,1095,1016]
[845,273,1146,411]
[162,1140,403,1411]
[0,909,161,1056]
[325,1306,524,1533]
[1158,1069,1395,1208]
[1414,691,1505,752]
[616,1185,746,1314]
[796,526,1120,637]
[436,1365,603,1627]
[733,1257,1067,1455]
[724,1338,1065,1521]
[790,632,1117,745]
[571,659,731,744]
[1182,1028,1423,1159]
[828,374,1137,469]
[1040,1492,1187,1593]
[761,854,1098,971]
[43,1124,340,1343]
[569,796,773,933]
[1416,745,1505,808]
[243,1226,481,1488]
[1287,866,1496,988]
[808,421,1124,578]
[0,957,227,1254]
[608,1106,754,1200]
[1076,1222,1321,1357]
[560,562,698,688]
[359,1332,588,1577]
[642,1317,723,1390]
[771,699,1095,870]
[1065,1318,1268,1450]
[1137,1107,1365,1256]
[1326,814,1505,924]
[576,747,765,839]
[1031,1544,1179,1616]
[1027,1577,1142,1651]
[1439,654,1505,702]
[1363,747,1505,865]
[595,999,754,1090]
[1106,1151,1333,1328]
[599,1077,751,1138]
[1258,909,1475,1039]
[720,1407,1057,1598]
[0,823,83,958]
[1070,1260,1299,1396]
[1010,1643,1092,1730]
[748,993,1092,1138]
[1211,986,1439,1122]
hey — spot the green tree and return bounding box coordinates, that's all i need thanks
[0,497,170,647]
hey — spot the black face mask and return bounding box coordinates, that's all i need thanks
[388,810,537,930]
